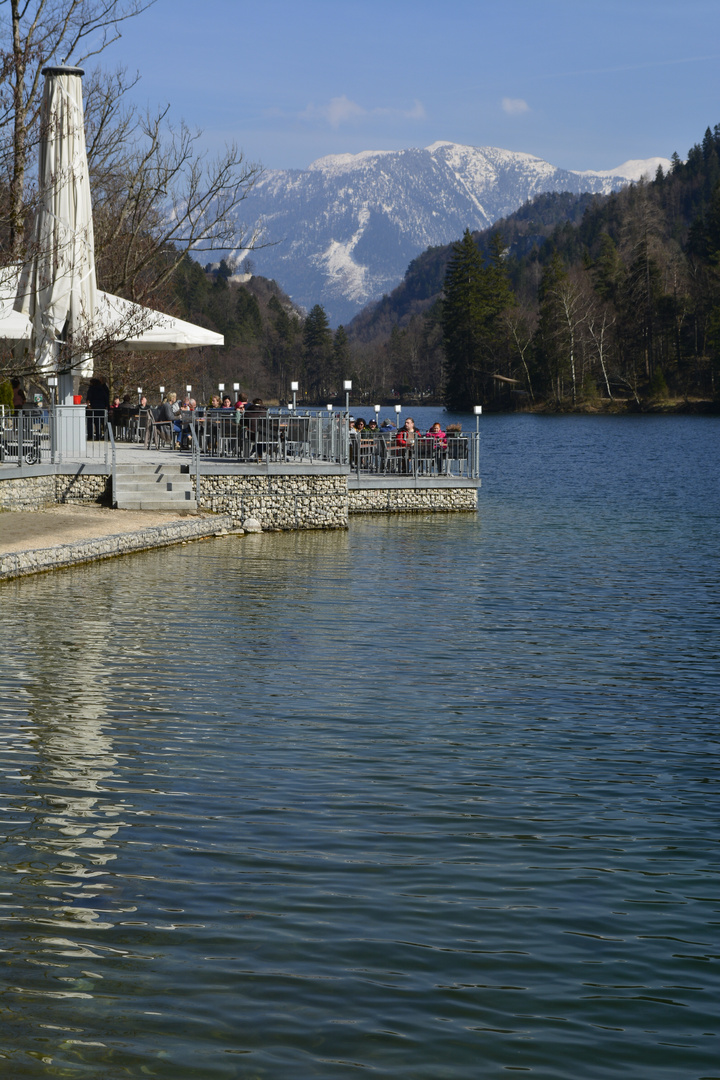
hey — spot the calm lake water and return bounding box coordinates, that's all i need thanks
[1,412,719,1079]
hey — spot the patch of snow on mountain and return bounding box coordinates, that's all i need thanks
[576,157,673,181]
[309,150,395,175]
[311,207,374,304]
[313,240,369,303]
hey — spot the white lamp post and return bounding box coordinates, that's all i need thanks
[395,404,402,427]
[186,384,192,394]
[474,405,482,476]
[159,385,165,402]
[344,380,352,416]
[291,380,299,411]
[374,404,380,425]
[48,376,57,406]
[137,386,143,403]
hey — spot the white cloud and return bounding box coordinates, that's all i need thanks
[301,96,426,128]
[502,97,530,116]
[399,99,426,121]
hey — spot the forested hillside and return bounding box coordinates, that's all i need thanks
[167,260,350,404]
[105,123,720,409]
[345,126,720,411]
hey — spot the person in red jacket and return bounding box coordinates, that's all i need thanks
[395,416,417,448]
[425,421,447,447]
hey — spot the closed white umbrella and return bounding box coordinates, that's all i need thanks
[7,66,223,385]
[15,66,96,393]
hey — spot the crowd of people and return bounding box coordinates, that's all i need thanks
[348,417,461,473]
[351,416,449,446]
[78,381,265,447]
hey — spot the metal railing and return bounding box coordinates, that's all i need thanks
[0,404,479,479]
[181,409,479,478]
[349,431,479,479]
[0,408,111,465]
[189,422,202,503]
[106,421,117,503]
[188,409,350,466]
[0,411,50,465]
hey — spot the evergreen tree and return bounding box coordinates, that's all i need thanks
[236,287,263,341]
[533,252,573,403]
[265,294,300,394]
[592,233,624,303]
[442,229,514,408]
[303,304,333,398]
[332,325,350,390]
[442,229,487,409]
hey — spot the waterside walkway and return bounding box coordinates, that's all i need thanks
[0,443,479,581]
[0,503,238,582]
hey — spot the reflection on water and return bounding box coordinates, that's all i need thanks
[0,415,719,1079]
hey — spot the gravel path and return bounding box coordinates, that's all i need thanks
[0,504,202,555]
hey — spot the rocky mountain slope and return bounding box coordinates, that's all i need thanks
[226,142,671,325]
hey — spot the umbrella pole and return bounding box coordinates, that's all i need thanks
[58,369,74,405]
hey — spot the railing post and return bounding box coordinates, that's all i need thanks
[17,413,24,468]
[106,423,116,505]
[190,424,201,505]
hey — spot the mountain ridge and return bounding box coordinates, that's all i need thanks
[224,142,671,325]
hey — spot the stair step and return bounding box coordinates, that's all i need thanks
[116,488,194,500]
[116,498,198,512]
[113,463,197,512]
[115,462,188,472]
[114,481,194,494]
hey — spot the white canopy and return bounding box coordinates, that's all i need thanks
[1,269,224,352]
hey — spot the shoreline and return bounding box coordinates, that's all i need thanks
[520,397,720,416]
[0,505,238,582]
[362,397,720,415]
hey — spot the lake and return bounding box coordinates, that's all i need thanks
[1,412,719,1079]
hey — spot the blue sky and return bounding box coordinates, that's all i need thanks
[98,0,720,173]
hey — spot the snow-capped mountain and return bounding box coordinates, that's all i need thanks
[227,142,671,325]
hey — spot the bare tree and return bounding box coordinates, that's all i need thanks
[0,2,264,390]
[90,99,263,304]
[503,306,537,402]
[586,304,616,401]
[0,0,155,254]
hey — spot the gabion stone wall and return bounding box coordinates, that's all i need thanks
[348,486,477,515]
[1,470,477,525]
[199,474,348,530]
[0,472,109,511]
[0,474,56,511]
[56,473,109,505]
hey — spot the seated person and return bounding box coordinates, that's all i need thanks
[109,395,122,432]
[147,396,176,446]
[395,417,418,472]
[395,417,418,447]
[244,398,268,460]
[425,421,447,446]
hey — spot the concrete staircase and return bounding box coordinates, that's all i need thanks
[113,463,197,512]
